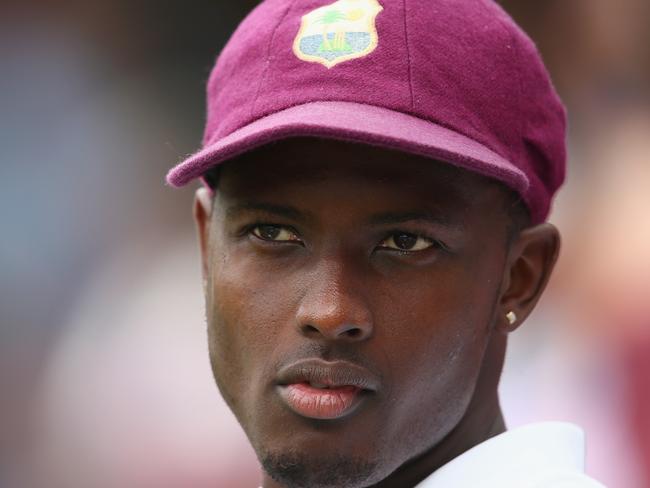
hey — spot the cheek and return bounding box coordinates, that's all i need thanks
[379,296,486,420]
[372,255,502,452]
[205,249,297,411]
[377,252,500,364]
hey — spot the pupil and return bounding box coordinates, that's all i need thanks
[259,225,281,240]
[394,234,417,250]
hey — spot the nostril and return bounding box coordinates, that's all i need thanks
[345,328,362,339]
[298,323,371,340]
[303,324,320,335]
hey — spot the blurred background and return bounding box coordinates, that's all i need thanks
[0,1,648,487]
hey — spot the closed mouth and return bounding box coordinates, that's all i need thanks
[275,358,380,420]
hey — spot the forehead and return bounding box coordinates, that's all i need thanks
[217,138,508,212]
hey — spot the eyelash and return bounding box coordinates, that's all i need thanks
[245,223,447,253]
[379,232,445,254]
[243,223,301,243]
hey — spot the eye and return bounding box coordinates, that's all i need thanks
[251,224,301,243]
[379,233,435,252]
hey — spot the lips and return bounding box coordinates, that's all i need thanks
[276,359,380,420]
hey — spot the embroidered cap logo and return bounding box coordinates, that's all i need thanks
[293,0,383,69]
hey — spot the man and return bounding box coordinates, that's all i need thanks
[167,0,605,486]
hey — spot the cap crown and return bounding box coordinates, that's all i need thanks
[202,0,566,223]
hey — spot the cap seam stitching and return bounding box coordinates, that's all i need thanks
[250,0,298,118]
[475,0,540,220]
[481,0,526,163]
[402,0,415,109]
[506,25,526,160]
[500,12,531,210]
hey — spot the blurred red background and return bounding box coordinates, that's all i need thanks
[1,1,648,487]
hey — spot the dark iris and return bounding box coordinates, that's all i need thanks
[257,225,281,240]
[394,233,418,250]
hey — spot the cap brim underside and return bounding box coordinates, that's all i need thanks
[166,101,528,197]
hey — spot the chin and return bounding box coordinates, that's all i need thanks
[260,450,382,488]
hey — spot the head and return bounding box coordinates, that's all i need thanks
[168,0,567,485]
[193,137,560,488]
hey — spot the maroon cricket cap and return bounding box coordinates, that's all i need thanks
[167,0,567,224]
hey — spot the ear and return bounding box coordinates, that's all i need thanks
[193,187,214,289]
[497,223,561,333]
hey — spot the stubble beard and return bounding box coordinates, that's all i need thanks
[261,451,379,488]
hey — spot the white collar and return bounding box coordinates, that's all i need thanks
[415,422,605,487]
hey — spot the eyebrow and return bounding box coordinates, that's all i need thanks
[226,204,462,230]
[226,202,306,222]
[368,211,462,229]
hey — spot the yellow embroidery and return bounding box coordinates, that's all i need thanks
[293,0,383,69]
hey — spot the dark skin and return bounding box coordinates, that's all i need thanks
[193,138,560,488]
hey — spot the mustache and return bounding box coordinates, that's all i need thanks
[271,342,383,381]
[272,341,368,367]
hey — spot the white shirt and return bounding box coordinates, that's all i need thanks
[415,422,606,487]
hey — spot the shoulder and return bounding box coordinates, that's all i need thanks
[536,471,607,488]
[415,423,608,488]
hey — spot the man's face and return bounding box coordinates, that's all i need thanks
[199,139,514,487]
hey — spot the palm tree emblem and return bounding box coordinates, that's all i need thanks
[293,0,383,68]
[316,9,364,52]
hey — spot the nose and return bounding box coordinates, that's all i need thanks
[296,260,374,342]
